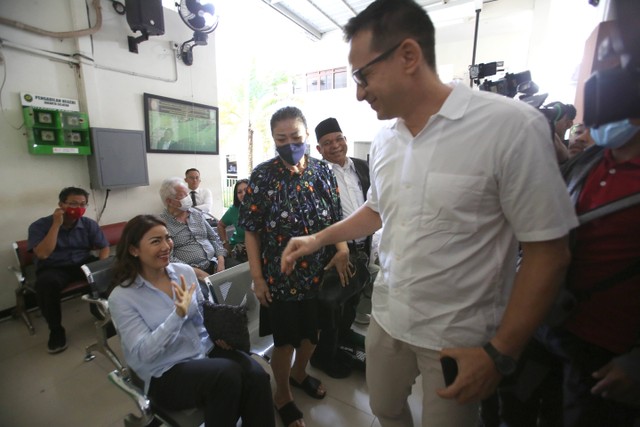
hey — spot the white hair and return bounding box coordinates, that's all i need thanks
[159,177,188,206]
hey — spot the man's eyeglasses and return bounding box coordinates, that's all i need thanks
[352,41,403,88]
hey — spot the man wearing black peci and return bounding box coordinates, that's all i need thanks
[312,117,377,378]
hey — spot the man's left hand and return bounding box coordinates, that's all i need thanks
[436,346,502,403]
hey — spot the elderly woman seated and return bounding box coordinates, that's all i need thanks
[158,177,227,297]
[108,215,275,427]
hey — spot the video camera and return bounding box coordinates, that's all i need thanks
[583,0,640,127]
[469,61,549,109]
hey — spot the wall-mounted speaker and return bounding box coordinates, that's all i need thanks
[125,0,165,36]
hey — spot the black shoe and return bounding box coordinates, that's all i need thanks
[47,328,67,354]
[310,354,352,379]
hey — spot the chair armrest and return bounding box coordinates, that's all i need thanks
[82,295,110,320]
[8,266,26,286]
[108,370,154,425]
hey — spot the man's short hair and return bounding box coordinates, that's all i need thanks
[159,177,187,205]
[185,168,200,176]
[343,0,436,70]
[58,187,89,203]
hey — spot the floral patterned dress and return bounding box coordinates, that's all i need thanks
[239,155,341,301]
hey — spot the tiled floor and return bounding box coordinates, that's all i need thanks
[0,297,424,427]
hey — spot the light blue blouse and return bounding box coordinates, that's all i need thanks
[108,263,213,393]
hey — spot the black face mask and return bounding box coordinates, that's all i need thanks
[276,142,306,165]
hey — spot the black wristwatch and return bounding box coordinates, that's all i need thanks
[483,342,517,376]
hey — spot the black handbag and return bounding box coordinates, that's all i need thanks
[318,250,371,329]
[202,301,250,353]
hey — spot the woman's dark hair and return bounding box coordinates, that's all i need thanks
[270,106,308,133]
[233,179,249,208]
[343,0,437,71]
[111,215,167,291]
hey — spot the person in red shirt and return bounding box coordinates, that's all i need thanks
[535,117,640,426]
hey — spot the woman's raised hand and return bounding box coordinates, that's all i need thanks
[173,275,196,317]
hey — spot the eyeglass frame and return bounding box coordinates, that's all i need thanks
[351,41,404,88]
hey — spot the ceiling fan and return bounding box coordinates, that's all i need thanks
[176,0,219,66]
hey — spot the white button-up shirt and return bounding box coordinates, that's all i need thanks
[190,187,213,213]
[367,84,578,350]
[328,157,365,217]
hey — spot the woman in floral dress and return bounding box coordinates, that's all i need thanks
[239,106,350,427]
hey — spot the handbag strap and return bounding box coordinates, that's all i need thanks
[575,259,640,300]
[577,191,640,225]
[571,191,640,299]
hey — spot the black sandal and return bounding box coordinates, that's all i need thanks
[275,401,303,427]
[289,375,326,399]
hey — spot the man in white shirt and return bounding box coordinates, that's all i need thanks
[312,117,375,378]
[281,1,578,426]
[185,168,215,221]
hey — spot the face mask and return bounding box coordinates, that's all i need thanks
[276,142,306,165]
[591,119,640,149]
[65,207,86,220]
[177,195,192,211]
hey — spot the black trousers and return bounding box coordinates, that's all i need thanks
[509,326,640,427]
[546,329,640,427]
[35,263,88,332]
[148,348,275,427]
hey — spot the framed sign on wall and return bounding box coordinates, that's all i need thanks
[144,93,219,155]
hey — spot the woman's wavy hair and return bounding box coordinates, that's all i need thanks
[110,215,167,292]
[233,179,249,208]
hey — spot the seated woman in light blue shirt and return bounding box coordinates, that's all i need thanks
[108,215,274,427]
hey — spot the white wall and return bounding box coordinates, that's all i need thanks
[0,0,223,312]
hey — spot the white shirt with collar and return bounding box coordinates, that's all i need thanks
[327,157,365,218]
[366,83,578,351]
[189,187,213,213]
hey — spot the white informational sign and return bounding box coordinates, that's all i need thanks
[53,147,80,154]
[20,92,80,112]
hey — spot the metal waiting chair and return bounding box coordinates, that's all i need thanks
[204,262,274,361]
[108,368,205,427]
[81,258,205,426]
[80,257,128,375]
